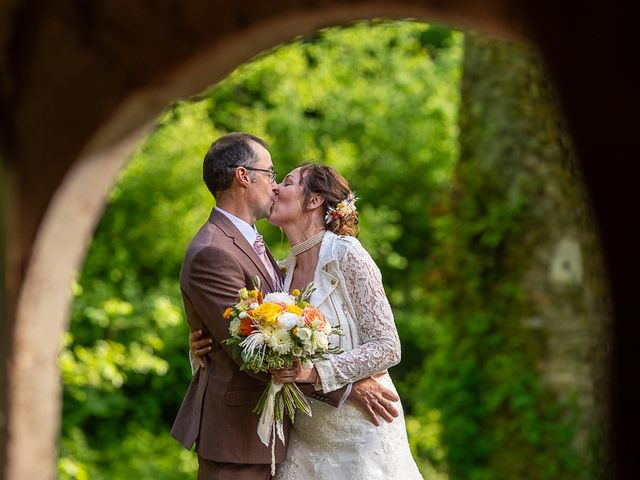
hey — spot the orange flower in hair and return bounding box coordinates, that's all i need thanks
[324,193,358,224]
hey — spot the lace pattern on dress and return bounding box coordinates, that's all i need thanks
[315,238,401,392]
[274,374,421,480]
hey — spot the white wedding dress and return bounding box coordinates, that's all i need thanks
[274,234,423,480]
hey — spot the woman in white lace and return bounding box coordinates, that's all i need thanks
[267,163,422,480]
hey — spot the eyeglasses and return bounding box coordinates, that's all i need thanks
[237,166,278,183]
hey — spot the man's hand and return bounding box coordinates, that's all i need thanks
[349,375,400,427]
[189,330,213,368]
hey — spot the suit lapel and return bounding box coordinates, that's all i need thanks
[208,209,277,292]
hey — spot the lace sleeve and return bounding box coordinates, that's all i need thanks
[315,240,401,392]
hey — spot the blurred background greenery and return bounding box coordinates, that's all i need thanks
[59,20,608,480]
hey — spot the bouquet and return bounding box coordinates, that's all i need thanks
[223,276,341,472]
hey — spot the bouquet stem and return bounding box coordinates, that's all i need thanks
[254,379,312,421]
[254,378,313,426]
[254,378,313,474]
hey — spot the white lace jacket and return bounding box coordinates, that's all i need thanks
[283,231,401,393]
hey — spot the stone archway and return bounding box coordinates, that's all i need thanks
[3,4,527,479]
[2,1,638,479]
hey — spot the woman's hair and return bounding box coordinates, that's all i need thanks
[298,163,359,237]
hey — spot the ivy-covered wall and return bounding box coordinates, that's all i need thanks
[414,32,610,479]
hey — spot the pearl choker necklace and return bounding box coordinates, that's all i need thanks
[290,230,326,256]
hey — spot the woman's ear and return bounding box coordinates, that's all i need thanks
[306,193,325,211]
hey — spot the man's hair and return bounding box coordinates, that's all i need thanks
[202,132,267,197]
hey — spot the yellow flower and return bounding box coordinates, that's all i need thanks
[223,307,233,319]
[291,289,301,297]
[253,302,284,325]
[249,290,259,298]
[287,304,303,315]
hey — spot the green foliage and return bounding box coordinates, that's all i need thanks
[59,425,197,480]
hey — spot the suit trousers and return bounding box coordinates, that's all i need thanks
[197,455,271,480]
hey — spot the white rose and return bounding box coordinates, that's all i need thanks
[249,302,259,310]
[238,311,248,319]
[277,312,299,330]
[263,292,295,305]
[296,327,312,341]
[296,317,306,328]
[315,332,329,350]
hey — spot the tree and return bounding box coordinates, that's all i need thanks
[417,32,609,479]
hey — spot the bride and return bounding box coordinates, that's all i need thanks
[266,163,422,480]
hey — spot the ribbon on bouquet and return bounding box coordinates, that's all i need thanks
[257,380,286,476]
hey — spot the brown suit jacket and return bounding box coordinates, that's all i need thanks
[171,208,343,464]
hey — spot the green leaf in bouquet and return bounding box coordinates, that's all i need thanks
[298,282,317,303]
[287,383,312,418]
[232,343,243,359]
[252,383,271,416]
[281,386,297,424]
[274,393,284,422]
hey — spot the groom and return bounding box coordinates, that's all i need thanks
[171,133,400,479]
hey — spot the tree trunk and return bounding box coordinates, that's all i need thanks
[437,31,610,479]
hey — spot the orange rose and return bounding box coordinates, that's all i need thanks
[239,317,255,336]
[302,306,326,330]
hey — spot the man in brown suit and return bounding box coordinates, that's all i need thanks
[171,133,400,479]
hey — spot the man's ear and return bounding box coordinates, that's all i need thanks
[306,193,325,211]
[235,167,252,188]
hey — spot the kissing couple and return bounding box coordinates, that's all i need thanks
[171,132,423,479]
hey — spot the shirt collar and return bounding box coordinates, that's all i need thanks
[214,206,258,246]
